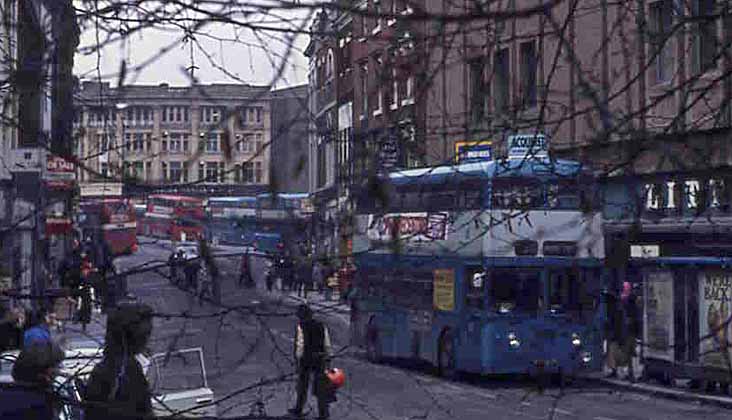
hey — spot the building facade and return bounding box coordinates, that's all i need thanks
[306,10,341,260]
[270,84,309,193]
[74,82,273,195]
[0,0,79,308]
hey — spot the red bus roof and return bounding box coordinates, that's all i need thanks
[149,194,203,203]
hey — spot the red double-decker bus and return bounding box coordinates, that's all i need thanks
[78,199,138,256]
[142,194,205,241]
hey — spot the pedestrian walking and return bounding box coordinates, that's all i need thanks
[0,306,24,352]
[169,250,183,285]
[288,304,334,420]
[84,302,154,420]
[312,260,323,294]
[239,247,254,288]
[606,281,639,381]
[0,341,65,420]
[184,256,200,291]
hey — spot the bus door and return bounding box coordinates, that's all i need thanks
[459,265,488,372]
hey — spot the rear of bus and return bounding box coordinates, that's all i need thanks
[100,199,138,255]
[172,197,205,242]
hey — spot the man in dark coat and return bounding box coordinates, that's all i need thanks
[0,341,65,420]
[84,302,154,420]
[288,304,333,419]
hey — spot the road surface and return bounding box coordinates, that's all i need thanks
[113,239,732,419]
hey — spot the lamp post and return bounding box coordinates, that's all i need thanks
[115,103,129,185]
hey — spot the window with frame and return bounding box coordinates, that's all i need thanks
[692,0,718,74]
[133,133,145,151]
[100,163,109,178]
[146,161,152,181]
[650,0,674,83]
[169,133,182,152]
[255,161,263,183]
[465,266,486,309]
[124,133,132,151]
[198,162,205,181]
[469,58,487,123]
[256,107,262,123]
[520,41,537,108]
[234,164,242,182]
[206,132,219,152]
[242,162,255,183]
[169,161,183,183]
[491,179,544,209]
[494,47,510,113]
[219,162,226,183]
[255,134,263,153]
[205,162,219,182]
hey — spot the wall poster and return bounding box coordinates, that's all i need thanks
[433,269,455,311]
[699,270,732,370]
[643,270,675,362]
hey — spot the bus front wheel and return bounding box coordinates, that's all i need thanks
[438,331,457,380]
[366,327,382,363]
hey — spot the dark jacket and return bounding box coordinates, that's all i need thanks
[58,249,82,290]
[84,355,153,420]
[0,383,57,420]
[295,318,332,367]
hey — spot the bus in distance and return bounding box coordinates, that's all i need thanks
[143,194,205,242]
[351,146,606,378]
[78,199,138,256]
[205,196,257,246]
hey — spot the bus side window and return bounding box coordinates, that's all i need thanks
[465,267,485,309]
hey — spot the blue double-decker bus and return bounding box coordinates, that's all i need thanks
[254,193,310,254]
[351,136,607,379]
[205,196,258,246]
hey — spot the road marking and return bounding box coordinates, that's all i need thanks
[551,408,574,416]
[520,401,531,407]
[594,417,617,420]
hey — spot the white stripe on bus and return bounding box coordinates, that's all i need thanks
[101,222,137,230]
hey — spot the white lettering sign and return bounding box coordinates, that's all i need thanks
[507,134,549,159]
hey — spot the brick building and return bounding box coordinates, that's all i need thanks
[74,82,273,192]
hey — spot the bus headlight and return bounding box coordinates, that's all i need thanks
[508,332,521,348]
[571,333,582,347]
[581,351,592,364]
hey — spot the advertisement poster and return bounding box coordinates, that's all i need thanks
[699,271,732,370]
[367,212,449,243]
[643,270,675,361]
[44,155,75,190]
[433,269,455,311]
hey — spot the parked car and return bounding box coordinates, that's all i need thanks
[172,241,200,261]
[0,345,216,419]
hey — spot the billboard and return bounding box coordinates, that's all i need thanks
[454,140,492,163]
[699,270,732,370]
[366,212,449,243]
[44,155,75,190]
[507,133,549,159]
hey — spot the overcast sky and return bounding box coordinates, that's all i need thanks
[73,6,311,89]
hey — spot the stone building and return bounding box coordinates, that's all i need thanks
[270,84,309,193]
[74,82,273,193]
